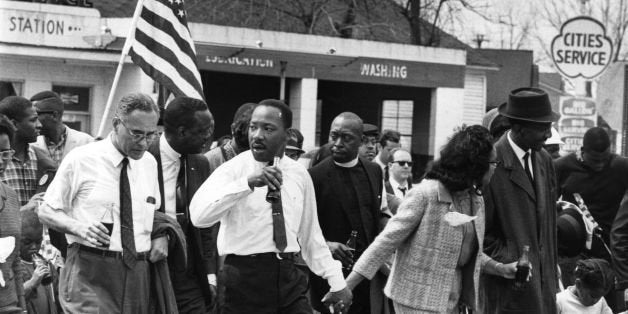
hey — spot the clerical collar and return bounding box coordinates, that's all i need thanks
[334,157,359,168]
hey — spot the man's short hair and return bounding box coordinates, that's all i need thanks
[114,93,159,119]
[379,129,401,147]
[0,96,33,121]
[20,208,43,235]
[387,147,410,164]
[256,99,292,129]
[583,127,610,153]
[0,114,16,145]
[163,96,211,132]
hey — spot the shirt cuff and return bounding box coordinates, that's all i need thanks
[327,270,347,292]
[207,274,217,286]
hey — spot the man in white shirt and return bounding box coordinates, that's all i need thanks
[386,148,413,200]
[374,130,401,176]
[38,93,167,314]
[190,99,352,313]
[148,96,217,313]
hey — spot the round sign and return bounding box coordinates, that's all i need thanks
[551,16,613,80]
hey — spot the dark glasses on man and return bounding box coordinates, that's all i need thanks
[393,161,413,167]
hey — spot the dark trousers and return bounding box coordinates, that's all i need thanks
[170,261,209,314]
[222,253,311,314]
[59,244,150,314]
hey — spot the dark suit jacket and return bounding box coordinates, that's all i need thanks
[308,157,385,312]
[483,134,558,314]
[148,140,218,298]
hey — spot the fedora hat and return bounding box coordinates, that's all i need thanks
[499,87,560,123]
[557,202,587,257]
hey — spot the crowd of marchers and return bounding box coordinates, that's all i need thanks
[1,87,628,314]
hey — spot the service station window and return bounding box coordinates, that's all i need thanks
[0,81,23,98]
[52,85,91,133]
[381,100,413,151]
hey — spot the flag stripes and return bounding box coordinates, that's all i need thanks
[129,0,204,101]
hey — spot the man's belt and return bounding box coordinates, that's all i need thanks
[227,252,297,261]
[71,243,150,261]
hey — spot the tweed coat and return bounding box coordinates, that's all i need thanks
[483,133,558,314]
[353,179,487,313]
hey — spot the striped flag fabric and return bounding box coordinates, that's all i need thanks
[128,0,204,101]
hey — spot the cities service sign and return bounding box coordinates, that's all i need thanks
[551,16,613,80]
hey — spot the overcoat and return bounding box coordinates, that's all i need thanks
[483,133,559,314]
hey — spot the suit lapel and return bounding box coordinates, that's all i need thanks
[496,136,536,201]
[361,159,380,240]
[327,160,364,236]
[532,151,546,240]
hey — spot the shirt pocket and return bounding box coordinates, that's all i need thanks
[282,184,303,235]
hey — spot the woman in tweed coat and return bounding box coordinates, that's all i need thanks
[338,126,516,314]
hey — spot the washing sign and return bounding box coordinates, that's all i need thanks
[551,16,613,80]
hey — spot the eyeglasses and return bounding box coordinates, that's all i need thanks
[117,118,159,142]
[393,161,413,167]
[489,160,500,167]
[0,149,15,160]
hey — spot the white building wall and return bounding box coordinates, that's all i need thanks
[289,78,318,152]
[463,70,487,126]
[430,88,466,158]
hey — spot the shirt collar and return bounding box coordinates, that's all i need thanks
[106,133,135,169]
[507,130,530,160]
[334,157,359,168]
[160,134,181,162]
[46,125,68,147]
[390,178,407,190]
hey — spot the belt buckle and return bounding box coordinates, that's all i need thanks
[275,253,283,260]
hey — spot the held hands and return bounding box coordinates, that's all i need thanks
[322,287,353,314]
[78,221,111,247]
[21,192,45,212]
[149,236,169,262]
[247,166,282,191]
[31,263,50,284]
[496,261,518,279]
[326,241,354,268]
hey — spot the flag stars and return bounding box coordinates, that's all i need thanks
[175,0,182,4]
[178,9,185,18]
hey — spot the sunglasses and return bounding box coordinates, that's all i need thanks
[393,161,413,167]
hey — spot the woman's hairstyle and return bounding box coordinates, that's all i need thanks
[425,125,493,193]
[574,259,614,292]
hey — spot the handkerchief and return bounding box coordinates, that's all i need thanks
[444,212,477,227]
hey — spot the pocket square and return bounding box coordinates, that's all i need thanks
[146,196,156,204]
[444,212,477,227]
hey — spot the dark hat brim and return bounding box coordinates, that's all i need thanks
[498,102,560,123]
[557,206,587,257]
[286,146,305,154]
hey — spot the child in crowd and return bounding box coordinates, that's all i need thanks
[556,258,614,314]
[19,210,58,314]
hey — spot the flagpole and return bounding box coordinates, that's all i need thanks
[96,0,145,138]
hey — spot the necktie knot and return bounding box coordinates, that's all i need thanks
[398,186,407,196]
[121,157,129,167]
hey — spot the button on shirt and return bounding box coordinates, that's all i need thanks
[159,135,181,219]
[507,131,534,179]
[42,135,161,252]
[189,151,346,291]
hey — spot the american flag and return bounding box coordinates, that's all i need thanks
[128,0,204,101]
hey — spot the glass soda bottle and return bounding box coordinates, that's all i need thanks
[514,245,530,289]
[344,230,358,270]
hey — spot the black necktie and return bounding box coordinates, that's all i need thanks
[398,186,407,197]
[266,160,287,252]
[523,152,533,184]
[120,158,137,269]
[176,156,187,215]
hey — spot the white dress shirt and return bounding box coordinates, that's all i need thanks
[389,179,408,199]
[507,131,534,179]
[43,135,161,252]
[159,135,181,219]
[189,150,346,291]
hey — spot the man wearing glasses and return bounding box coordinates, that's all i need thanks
[38,93,167,313]
[30,91,93,166]
[385,148,413,201]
